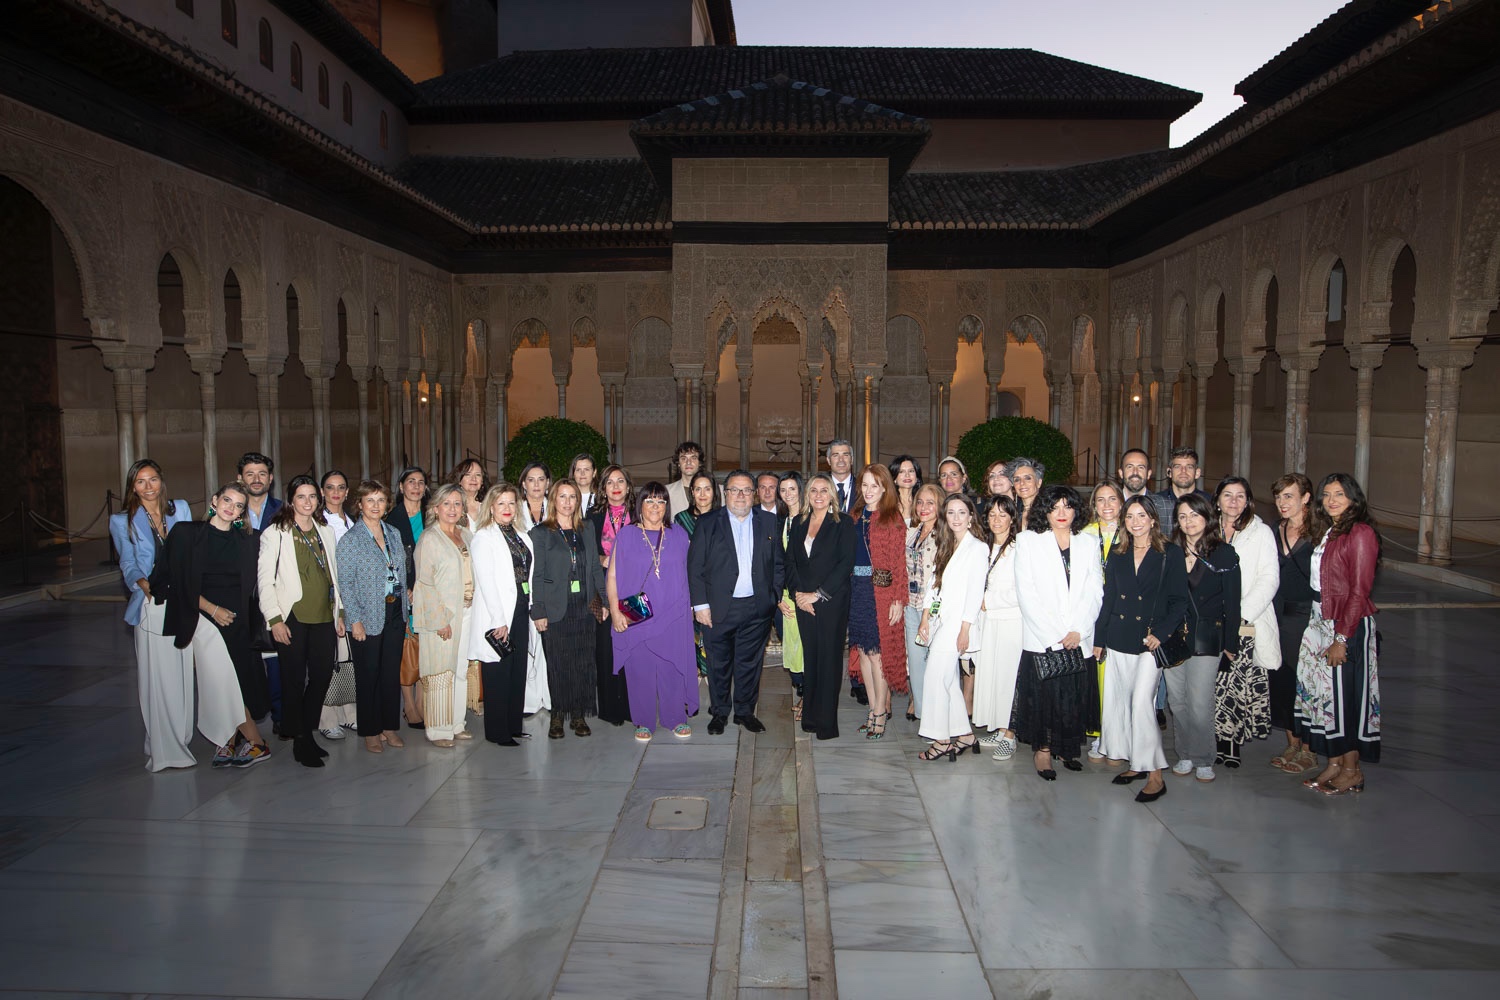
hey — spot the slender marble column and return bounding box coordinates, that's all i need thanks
[738,371,751,468]
[111,366,136,481]
[1416,353,1469,564]
[867,376,880,464]
[388,377,402,481]
[1347,346,1385,489]
[1194,372,1210,475]
[1098,374,1117,470]
[1282,356,1317,474]
[928,379,941,475]
[309,371,331,475]
[940,381,951,461]
[354,373,370,480]
[1156,376,1176,462]
[496,377,510,472]
[1070,374,1085,454]
[799,371,812,478]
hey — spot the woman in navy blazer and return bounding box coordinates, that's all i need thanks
[783,474,857,741]
[109,459,194,771]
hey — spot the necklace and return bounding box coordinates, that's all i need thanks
[641,523,665,578]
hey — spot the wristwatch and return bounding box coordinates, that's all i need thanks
[1334,632,1348,644]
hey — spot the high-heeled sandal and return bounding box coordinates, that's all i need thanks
[859,710,876,733]
[919,741,954,761]
[1270,745,1304,773]
[866,711,891,740]
[1320,771,1365,796]
[1303,765,1342,791]
[951,736,980,756]
[792,700,803,722]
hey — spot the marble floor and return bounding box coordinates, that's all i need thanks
[0,571,1496,999]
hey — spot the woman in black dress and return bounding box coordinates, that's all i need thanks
[586,465,636,725]
[783,473,857,741]
[529,478,608,738]
[1269,472,1324,773]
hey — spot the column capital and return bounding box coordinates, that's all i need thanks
[1225,356,1263,378]
[247,357,286,379]
[1417,344,1479,371]
[1345,343,1388,371]
[99,344,156,372]
[1279,352,1321,374]
[188,351,223,377]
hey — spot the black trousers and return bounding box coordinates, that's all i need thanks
[481,595,530,744]
[353,600,404,736]
[276,614,336,739]
[798,592,850,740]
[704,597,772,718]
[1272,609,1310,733]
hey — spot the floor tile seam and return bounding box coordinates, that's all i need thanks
[793,731,837,1000]
[709,725,756,1000]
[0,816,82,871]
[547,731,654,1000]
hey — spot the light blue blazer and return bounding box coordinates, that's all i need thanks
[109,500,191,626]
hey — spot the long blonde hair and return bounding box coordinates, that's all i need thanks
[800,473,843,522]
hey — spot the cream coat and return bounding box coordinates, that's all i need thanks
[1014,529,1103,652]
[257,520,344,625]
[930,532,988,654]
[413,524,474,677]
[466,523,534,663]
[1229,514,1282,670]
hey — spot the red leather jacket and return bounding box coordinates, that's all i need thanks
[1320,522,1379,637]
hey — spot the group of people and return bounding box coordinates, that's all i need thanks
[113,438,1382,801]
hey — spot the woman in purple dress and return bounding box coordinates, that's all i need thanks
[607,481,699,741]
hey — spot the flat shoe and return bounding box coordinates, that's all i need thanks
[1112,771,1148,785]
[454,730,474,741]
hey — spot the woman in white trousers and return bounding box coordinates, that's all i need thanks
[916,494,988,760]
[973,495,1024,760]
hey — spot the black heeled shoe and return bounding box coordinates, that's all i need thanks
[952,737,980,756]
[1135,784,1167,803]
[1112,770,1149,785]
[1062,757,1083,772]
[1034,749,1056,781]
[919,741,954,762]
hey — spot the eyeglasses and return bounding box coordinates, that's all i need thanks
[725,487,754,496]
[642,498,668,506]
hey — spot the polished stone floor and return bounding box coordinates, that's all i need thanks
[0,570,1497,999]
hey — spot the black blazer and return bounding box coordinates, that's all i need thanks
[1186,542,1241,656]
[784,512,857,603]
[686,507,785,622]
[150,520,259,650]
[1095,543,1190,652]
[528,521,606,623]
[383,503,422,589]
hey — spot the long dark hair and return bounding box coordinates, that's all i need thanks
[598,464,635,516]
[122,458,178,540]
[1317,472,1378,544]
[934,492,986,591]
[1025,484,1084,535]
[1171,492,1223,558]
[777,470,805,518]
[982,494,1022,555]
[1121,494,1168,553]
[688,471,720,514]
[270,475,320,531]
[1214,476,1257,532]
[319,469,349,525]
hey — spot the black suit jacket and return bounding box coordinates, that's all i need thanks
[784,513,857,603]
[1095,543,1191,653]
[150,520,259,650]
[1186,543,1242,656]
[528,522,606,624]
[686,507,785,622]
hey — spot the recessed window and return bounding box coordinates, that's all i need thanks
[317,64,329,107]
[342,83,353,125]
[379,111,389,149]
[257,18,273,70]
[289,43,302,90]
[176,0,194,15]
[220,0,236,46]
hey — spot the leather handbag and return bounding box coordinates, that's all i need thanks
[400,630,421,686]
[617,592,653,626]
[1033,645,1086,681]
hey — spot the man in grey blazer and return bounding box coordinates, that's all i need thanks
[687,470,785,734]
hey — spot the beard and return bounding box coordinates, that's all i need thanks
[1123,474,1147,492]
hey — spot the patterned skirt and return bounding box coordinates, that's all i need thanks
[1214,626,1271,746]
[1293,606,1381,762]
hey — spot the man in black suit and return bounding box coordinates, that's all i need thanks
[687,470,785,734]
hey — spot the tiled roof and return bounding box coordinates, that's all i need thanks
[412,46,1201,121]
[393,156,669,233]
[634,76,928,135]
[889,151,1176,230]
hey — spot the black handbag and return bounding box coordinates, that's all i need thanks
[1033,645,1087,681]
[1149,552,1193,669]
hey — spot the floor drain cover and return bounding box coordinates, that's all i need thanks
[647,796,709,830]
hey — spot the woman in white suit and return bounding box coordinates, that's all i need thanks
[1215,477,1280,767]
[1013,485,1103,780]
[258,475,345,768]
[915,493,989,760]
[413,484,475,747]
[973,495,1024,761]
[469,483,535,746]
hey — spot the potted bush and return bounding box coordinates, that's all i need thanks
[503,417,610,484]
[955,416,1076,486]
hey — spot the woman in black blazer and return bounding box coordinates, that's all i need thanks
[529,478,609,738]
[783,473,857,740]
[1167,493,1242,784]
[1093,496,1190,802]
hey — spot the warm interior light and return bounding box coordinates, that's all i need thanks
[420,395,429,403]
[1131,394,1141,403]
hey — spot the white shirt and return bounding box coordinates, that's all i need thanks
[832,475,854,512]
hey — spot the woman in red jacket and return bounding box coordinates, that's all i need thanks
[1294,473,1380,795]
[846,464,909,740]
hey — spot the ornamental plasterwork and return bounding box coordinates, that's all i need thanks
[371,255,400,312]
[887,277,929,321]
[220,204,262,274]
[336,242,363,299]
[1452,142,1500,310]
[152,181,206,265]
[627,278,672,329]
[1366,167,1421,245]
[1004,277,1051,323]
[1195,236,1229,303]
[286,227,318,285]
[1303,191,1351,257]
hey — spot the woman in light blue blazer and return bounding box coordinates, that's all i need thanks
[108,459,193,772]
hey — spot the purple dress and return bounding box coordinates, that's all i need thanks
[611,524,699,730]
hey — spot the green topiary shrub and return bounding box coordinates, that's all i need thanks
[955,416,1077,488]
[503,417,610,486]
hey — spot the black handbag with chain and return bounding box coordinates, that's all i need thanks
[1149,552,1193,669]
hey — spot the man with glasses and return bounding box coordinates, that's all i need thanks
[687,470,785,735]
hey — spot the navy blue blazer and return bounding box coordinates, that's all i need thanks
[686,507,785,622]
[1095,543,1191,653]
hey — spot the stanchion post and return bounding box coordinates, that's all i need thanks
[19,500,31,587]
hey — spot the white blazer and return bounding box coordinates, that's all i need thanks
[931,533,988,655]
[1230,514,1282,670]
[1014,529,1103,652]
[257,520,344,625]
[467,523,535,662]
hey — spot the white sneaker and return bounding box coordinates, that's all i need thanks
[990,736,1016,761]
[1195,766,1216,782]
[320,727,346,741]
[978,731,1003,746]
[1172,759,1194,776]
[1087,738,1105,760]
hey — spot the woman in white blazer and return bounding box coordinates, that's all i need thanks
[915,493,989,760]
[413,484,476,746]
[468,483,535,746]
[1013,485,1103,780]
[1215,477,1279,767]
[257,475,345,768]
[973,495,1024,761]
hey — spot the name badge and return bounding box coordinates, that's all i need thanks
[521,582,530,594]
[570,580,581,593]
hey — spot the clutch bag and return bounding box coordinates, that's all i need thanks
[617,592,653,626]
[1033,645,1086,681]
[485,629,513,659]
